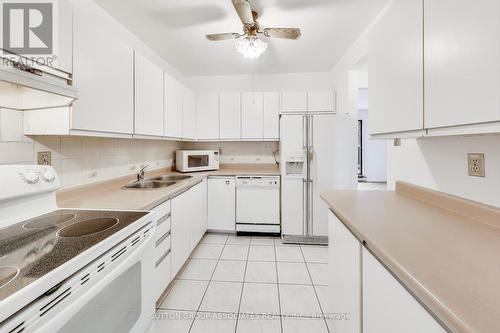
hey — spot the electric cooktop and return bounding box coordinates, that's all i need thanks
[0,209,149,302]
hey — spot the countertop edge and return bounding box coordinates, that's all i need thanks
[320,191,469,333]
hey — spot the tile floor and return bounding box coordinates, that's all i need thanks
[152,233,332,333]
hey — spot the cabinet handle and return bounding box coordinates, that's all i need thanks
[155,248,171,268]
[155,230,171,248]
[156,212,171,227]
[225,180,230,185]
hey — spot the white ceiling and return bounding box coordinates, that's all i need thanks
[94,0,388,76]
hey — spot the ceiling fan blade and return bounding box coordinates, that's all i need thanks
[232,0,254,26]
[264,28,302,40]
[206,33,240,41]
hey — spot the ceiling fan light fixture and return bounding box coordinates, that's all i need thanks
[235,36,268,59]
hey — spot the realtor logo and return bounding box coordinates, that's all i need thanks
[2,1,54,55]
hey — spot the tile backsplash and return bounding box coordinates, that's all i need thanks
[1,135,181,188]
[182,141,279,164]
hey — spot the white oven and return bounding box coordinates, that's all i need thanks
[1,222,156,333]
[176,150,219,173]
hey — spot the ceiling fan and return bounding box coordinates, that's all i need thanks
[206,0,302,59]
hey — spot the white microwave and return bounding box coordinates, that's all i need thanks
[176,150,220,173]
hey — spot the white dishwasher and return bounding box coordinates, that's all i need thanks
[236,176,280,234]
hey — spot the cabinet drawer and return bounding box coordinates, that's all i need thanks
[155,232,171,264]
[154,250,171,301]
[155,214,171,243]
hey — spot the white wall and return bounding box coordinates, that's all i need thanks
[387,135,500,207]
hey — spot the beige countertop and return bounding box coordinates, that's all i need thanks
[321,182,500,333]
[57,164,280,211]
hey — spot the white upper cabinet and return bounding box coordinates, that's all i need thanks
[368,0,424,135]
[241,92,264,140]
[263,92,281,140]
[53,0,73,74]
[282,91,308,113]
[196,93,219,141]
[72,9,134,134]
[424,0,500,129]
[134,52,164,137]
[363,248,445,333]
[308,90,335,112]
[164,73,183,138]
[182,86,196,140]
[219,92,241,140]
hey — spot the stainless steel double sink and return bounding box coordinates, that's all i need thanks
[122,175,192,190]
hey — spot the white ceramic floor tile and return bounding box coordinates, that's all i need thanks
[220,244,249,261]
[199,281,243,313]
[248,245,275,262]
[279,284,322,317]
[251,236,276,245]
[236,317,282,333]
[282,317,329,333]
[201,233,229,244]
[277,262,312,285]
[307,263,329,286]
[191,244,224,260]
[275,246,305,262]
[179,259,218,281]
[151,310,195,333]
[212,260,247,282]
[190,312,237,333]
[300,246,329,263]
[227,235,251,245]
[245,261,277,284]
[314,286,334,314]
[239,283,280,315]
[160,280,209,311]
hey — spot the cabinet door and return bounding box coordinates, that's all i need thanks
[164,74,183,138]
[134,52,164,136]
[328,211,361,333]
[182,87,196,140]
[207,177,236,231]
[263,92,281,140]
[219,93,241,140]
[282,91,307,113]
[308,90,335,112]
[72,10,134,134]
[363,248,445,333]
[54,0,73,74]
[241,92,264,140]
[425,0,500,128]
[368,0,424,135]
[196,93,219,140]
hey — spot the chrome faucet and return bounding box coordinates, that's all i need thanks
[137,165,149,181]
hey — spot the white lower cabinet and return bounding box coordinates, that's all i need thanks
[362,247,446,333]
[328,211,361,333]
[329,210,446,333]
[207,177,235,232]
[152,200,172,302]
[171,182,207,278]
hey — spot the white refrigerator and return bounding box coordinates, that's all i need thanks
[280,113,356,244]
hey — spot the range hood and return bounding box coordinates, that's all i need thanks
[0,62,78,111]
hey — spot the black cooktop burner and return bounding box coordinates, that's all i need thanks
[0,209,149,302]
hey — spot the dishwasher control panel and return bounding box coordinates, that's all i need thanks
[236,176,280,187]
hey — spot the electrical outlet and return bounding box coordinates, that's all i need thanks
[394,138,401,147]
[37,151,51,166]
[467,153,485,177]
